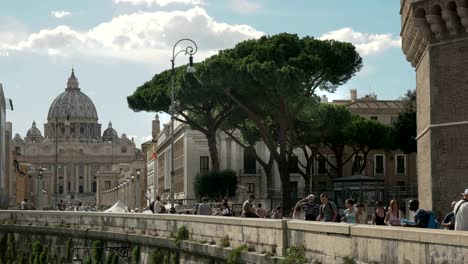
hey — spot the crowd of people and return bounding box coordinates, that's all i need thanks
[19,188,468,232]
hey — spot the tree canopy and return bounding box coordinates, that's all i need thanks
[393,89,417,153]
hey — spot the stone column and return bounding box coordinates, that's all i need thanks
[401,0,468,215]
[75,164,80,193]
[63,165,68,195]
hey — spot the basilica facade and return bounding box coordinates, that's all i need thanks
[12,69,143,208]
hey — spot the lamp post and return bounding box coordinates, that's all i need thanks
[169,38,198,211]
[136,168,141,208]
[36,168,44,209]
[54,103,73,209]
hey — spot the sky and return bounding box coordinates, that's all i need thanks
[0,0,415,146]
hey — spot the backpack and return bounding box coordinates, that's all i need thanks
[426,211,439,229]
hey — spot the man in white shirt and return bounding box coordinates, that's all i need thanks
[454,188,468,231]
[20,199,27,210]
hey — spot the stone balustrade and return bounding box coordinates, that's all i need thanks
[1,211,468,263]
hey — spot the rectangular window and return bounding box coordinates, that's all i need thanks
[200,156,209,174]
[396,154,406,176]
[247,183,255,193]
[374,154,385,176]
[288,156,299,174]
[317,156,327,174]
[370,116,378,120]
[105,181,111,190]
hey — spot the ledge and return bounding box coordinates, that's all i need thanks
[287,220,351,235]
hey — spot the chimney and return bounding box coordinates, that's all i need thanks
[350,89,357,102]
[152,114,160,142]
[321,95,328,103]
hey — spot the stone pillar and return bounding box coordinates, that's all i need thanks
[75,164,80,193]
[401,0,468,215]
[63,165,68,195]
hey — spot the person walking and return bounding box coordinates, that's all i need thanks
[197,197,212,216]
[242,194,258,218]
[454,189,468,231]
[20,199,28,210]
[385,200,403,226]
[372,201,386,225]
[296,194,319,221]
[317,193,337,222]
[256,203,267,218]
[342,199,357,223]
[442,201,457,230]
[355,203,367,224]
[292,204,305,220]
[402,200,431,228]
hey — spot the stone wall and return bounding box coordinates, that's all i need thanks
[1,211,467,263]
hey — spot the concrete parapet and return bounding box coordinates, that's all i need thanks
[1,211,468,263]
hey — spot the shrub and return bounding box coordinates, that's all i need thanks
[227,244,248,264]
[280,245,309,264]
[173,226,189,247]
[194,169,238,201]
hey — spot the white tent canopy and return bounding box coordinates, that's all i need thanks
[103,200,127,213]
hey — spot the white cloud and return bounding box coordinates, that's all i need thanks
[231,0,262,14]
[319,27,401,56]
[2,7,264,64]
[114,0,203,6]
[51,11,71,19]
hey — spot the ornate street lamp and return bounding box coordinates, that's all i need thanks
[169,38,198,211]
[54,102,73,208]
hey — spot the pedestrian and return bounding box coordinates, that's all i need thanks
[385,200,403,226]
[317,193,337,222]
[402,200,436,228]
[355,203,367,224]
[256,203,267,218]
[153,196,162,213]
[342,199,356,223]
[221,202,231,216]
[242,194,258,218]
[20,199,28,210]
[272,206,283,219]
[372,201,386,225]
[454,189,468,231]
[296,194,319,221]
[292,204,305,220]
[58,200,66,211]
[197,197,212,216]
[442,201,457,230]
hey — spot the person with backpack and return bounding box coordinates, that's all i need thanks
[402,199,438,228]
[317,193,337,222]
[454,189,468,231]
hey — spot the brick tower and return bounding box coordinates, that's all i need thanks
[401,0,468,215]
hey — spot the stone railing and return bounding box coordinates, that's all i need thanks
[1,211,467,263]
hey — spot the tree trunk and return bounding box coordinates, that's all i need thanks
[205,128,220,171]
[278,161,292,214]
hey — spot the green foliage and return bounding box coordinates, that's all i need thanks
[0,233,7,262]
[6,233,16,263]
[131,245,140,264]
[393,89,416,153]
[16,249,25,264]
[343,256,357,264]
[280,246,309,264]
[105,251,119,264]
[173,226,189,247]
[194,169,238,201]
[170,251,180,264]
[83,255,92,264]
[92,240,103,263]
[227,244,248,264]
[149,249,164,264]
[64,238,72,261]
[219,235,230,248]
[29,240,43,264]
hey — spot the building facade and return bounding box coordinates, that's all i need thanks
[11,69,143,208]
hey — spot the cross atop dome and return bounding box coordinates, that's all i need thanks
[66,67,80,90]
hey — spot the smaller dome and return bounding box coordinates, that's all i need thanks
[13,133,24,143]
[102,121,118,142]
[26,121,42,138]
